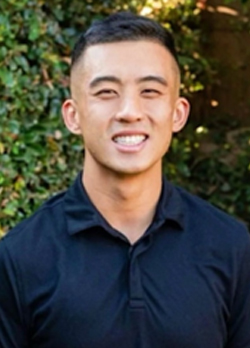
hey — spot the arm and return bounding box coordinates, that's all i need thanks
[226,231,250,348]
[0,239,29,348]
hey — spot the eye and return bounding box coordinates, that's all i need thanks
[95,89,118,99]
[141,89,161,98]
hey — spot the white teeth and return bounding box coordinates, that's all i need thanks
[114,135,146,145]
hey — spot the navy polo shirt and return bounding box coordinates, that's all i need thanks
[1,172,250,348]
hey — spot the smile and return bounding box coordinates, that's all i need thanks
[113,135,147,146]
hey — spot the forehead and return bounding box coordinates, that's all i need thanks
[71,40,179,84]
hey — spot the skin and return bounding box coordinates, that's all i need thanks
[62,40,190,243]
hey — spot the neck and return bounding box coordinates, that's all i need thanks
[83,165,162,244]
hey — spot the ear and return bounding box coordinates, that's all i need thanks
[61,99,82,135]
[172,97,190,133]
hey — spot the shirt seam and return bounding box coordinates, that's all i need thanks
[3,239,30,339]
[231,232,250,309]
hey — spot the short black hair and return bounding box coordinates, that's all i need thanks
[71,11,179,71]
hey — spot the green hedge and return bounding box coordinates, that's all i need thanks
[0,0,249,236]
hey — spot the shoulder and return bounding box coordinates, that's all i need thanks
[173,184,250,251]
[176,184,247,229]
[0,189,74,298]
[0,190,67,262]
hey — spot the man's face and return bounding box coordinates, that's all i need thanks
[63,40,189,177]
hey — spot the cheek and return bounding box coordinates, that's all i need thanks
[81,100,120,134]
[143,97,174,116]
[88,98,120,116]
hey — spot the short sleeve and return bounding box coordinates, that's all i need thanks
[226,230,250,348]
[0,239,28,348]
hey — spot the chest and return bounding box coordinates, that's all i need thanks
[26,233,230,348]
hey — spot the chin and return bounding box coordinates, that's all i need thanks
[105,162,159,177]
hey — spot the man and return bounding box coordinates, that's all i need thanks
[0,12,250,348]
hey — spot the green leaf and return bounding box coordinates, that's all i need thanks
[0,68,15,88]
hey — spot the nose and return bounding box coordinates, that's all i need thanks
[115,93,143,123]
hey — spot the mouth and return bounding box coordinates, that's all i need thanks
[113,134,147,146]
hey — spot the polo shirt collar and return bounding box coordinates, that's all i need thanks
[155,177,185,229]
[64,172,185,236]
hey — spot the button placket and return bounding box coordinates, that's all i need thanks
[128,236,152,309]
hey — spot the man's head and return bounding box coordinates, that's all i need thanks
[71,11,179,75]
[62,12,190,179]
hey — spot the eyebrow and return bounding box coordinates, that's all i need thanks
[136,75,168,86]
[89,75,168,89]
[89,76,122,89]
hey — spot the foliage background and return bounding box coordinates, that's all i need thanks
[0,0,250,236]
